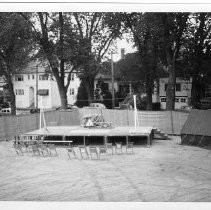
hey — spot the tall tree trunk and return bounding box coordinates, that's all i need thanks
[7,79,16,115]
[146,86,153,110]
[38,12,68,109]
[145,70,153,110]
[84,77,94,104]
[166,64,176,110]
[44,52,68,109]
[56,79,68,109]
[190,75,201,108]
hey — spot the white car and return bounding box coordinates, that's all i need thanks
[180,105,193,111]
[85,103,106,109]
[0,107,11,114]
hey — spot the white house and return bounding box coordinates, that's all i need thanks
[13,61,80,109]
[158,77,192,109]
[94,70,192,110]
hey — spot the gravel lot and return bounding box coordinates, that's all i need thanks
[0,136,211,202]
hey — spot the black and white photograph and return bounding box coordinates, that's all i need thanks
[0,0,211,209]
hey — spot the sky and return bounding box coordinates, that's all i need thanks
[112,31,137,62]
[113,38,137,62]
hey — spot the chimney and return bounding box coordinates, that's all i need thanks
[121,48,125,59]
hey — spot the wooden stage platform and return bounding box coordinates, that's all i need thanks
[24,126,154,147]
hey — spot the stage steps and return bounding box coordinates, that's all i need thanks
[153,128,169,140]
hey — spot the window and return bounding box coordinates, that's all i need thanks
[39,75,48,80]
[181,98,186,103]
[28,75,30,80]
[15,75,24,81]
[176,83,181,91]
[70,73,75,81]
[175,98,179,102]
[15,89,24,95]
[38,89,49,96]
[161,97,166,102]
[70,88,74,95]
[32,75,35,79]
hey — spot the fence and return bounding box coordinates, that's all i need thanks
[78,108,189,135]
[0,108,189,141]
[0,109,80,141]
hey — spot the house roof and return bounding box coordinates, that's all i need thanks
[14,60,51,74]
[14,60,74,75]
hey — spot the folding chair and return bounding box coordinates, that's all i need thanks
[13,143,23,156]
[35,141,43,150]
[67,146,77,159]
[47,144,58,156]
[105,143,113,155]
[79,146,89,159]
[31,145,41,156]
[99,146,107,160]
[18,141,28,153]
[89,146,99,160]
[39,144,50,156]
[126,142,134,154]
[115,142,123,154]
[26,141,36,152]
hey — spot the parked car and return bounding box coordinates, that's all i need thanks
[30,108,40,114]
[119,104,133,110]
[180,105,193,111]
[0,107,11,114]
[84,103,106,109]
[56,104,78,110]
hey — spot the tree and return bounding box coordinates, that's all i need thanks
[181,13,211,107]
[21,12,122,107]
[69,12,122,104]
[0,13,33,115]
[20,12,78,109]
[159,13,189,110]
[121,13,162,110]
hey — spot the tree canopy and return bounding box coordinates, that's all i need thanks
[0,13,34,114]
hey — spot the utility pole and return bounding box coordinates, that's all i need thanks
[129,82,132,95]
[111,52,115,109]
[36,64,38,109]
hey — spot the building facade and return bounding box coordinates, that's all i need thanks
[159,77,192,109]
[13,61,80,109]
[94,73,192,110]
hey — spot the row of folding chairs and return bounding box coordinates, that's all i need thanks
[13,141,58,157]
[103,142,134,154]
[67,142,134,160]
[67,146,107,160]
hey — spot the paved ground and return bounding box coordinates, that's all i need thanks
[0,136,211,202]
